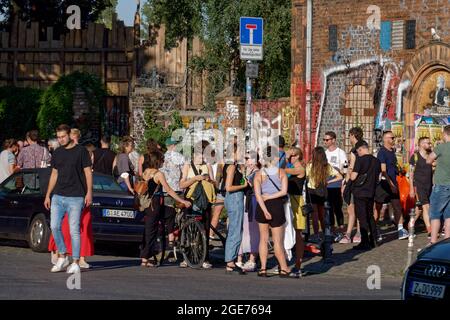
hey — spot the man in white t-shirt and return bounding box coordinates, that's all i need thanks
[0,139,19,184]
[323,131,348,235]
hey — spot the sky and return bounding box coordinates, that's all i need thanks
[117,0,138,26]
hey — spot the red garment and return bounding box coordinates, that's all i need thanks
[48,208,94,257]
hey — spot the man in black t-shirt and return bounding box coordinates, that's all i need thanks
[351,140,381,250]
[44,124,93,275]
[93,135,116,175]
[409,137,433,237]
[376,131,409,240]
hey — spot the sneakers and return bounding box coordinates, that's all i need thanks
[398,228,409,240]
[51,253,58,266]
[243,261,257,272]
[79,261,90,269]
[334,232,344,243]
[339,234,351,244]
[179,260,188,268]
[290,267,303,278]
[236,261,244,269]
[66,263,81,274]
[202,261,213,269]
[50,256,70,273]
[352,234,361,243]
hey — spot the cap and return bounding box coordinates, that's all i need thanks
[165,137,178,146]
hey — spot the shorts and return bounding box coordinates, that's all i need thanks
[416,184,432,206]
[256,198,286,228]
[290,194,306,230]
[429,185,450,221]
[310,193,326,205]
[375,180,399,204]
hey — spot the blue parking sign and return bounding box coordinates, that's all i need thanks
[240,17,263,46]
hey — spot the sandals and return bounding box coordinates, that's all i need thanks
[141,259,158,268]
[226,265,246,275]
[279,269,297,278]
[257,269,268,277]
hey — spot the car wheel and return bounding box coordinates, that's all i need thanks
[27,214,50,253]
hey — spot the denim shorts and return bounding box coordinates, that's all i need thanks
[429,185,450,220]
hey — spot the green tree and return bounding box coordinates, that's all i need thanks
[0,86,43,142]
[141,0,291,109]
[96,0,118,29]
[140,110,183,153]
[37,71,107,139]
[0,1,113,34]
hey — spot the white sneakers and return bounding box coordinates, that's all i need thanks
[50,256,81,274]
[66,263,81,274]
[79,261,90,269]
[50,257,70,272]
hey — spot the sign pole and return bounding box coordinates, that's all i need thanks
[245,61,252,153]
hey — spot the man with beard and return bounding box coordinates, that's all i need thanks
[44,124,93,274]
[409,137,434,238]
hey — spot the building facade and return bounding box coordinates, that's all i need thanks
[291,0,450,159]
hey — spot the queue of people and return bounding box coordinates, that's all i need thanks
[2,123,449,277]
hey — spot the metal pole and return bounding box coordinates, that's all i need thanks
[408,208,415,248]
[322,201,334,263]
[245,61,252,153]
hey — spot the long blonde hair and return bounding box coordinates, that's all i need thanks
[310,147,329,188]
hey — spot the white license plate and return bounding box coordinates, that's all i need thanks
[102,209,136,219]
[410,281,445,299]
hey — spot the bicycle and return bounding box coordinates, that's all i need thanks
[155,194,227,269]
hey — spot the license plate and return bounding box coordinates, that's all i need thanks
[410,281,445,299]
[102,209,136,219]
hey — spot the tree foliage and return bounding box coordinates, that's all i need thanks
[0,86,43,142]
[0,0,113,33]
[141,0,291,107]
[37,71,107,139]
[139,110,183,153]
[96,0,117,29]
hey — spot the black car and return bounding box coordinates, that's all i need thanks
[402,239,450,300]
[0,168,144,252]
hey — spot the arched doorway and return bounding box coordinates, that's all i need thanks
[401,42,450,154]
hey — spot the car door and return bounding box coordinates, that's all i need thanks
[0,172,40,238]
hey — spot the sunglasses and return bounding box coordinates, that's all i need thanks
[323,138,332,142]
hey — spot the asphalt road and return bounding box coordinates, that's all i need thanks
[0,239,404,300]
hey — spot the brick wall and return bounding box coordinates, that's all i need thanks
[292,0,450,152]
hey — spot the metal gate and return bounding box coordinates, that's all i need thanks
[104,96,129,137]
[343,84,376,152]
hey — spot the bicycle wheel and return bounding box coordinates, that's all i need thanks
[180,219,207,269]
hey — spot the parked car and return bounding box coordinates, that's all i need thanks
[401,239,450,300]
[0,168,144,252]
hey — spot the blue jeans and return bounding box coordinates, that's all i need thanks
[50,195,85,260]
[430,185,450,221]
[224,191,244,263]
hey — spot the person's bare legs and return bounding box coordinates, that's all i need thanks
[258,223,269,271]
[271,226,289,272]
[317,204,325,233]
[422,204,431,233]
[210,203,224,238]
[312,204,320,235]
[345,203,356,236]
[391,199,404,225]
[431,218,441,244]
[374,202,382,222]
[295,229,304,269]
[445,218,450,239]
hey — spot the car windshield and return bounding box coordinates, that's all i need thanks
[93,175,124,192]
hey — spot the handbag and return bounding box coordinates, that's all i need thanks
[263,169,289,203]
[301,180,314,217]
[134,180,148,195]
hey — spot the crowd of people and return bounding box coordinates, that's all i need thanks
[1,123,449,277]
